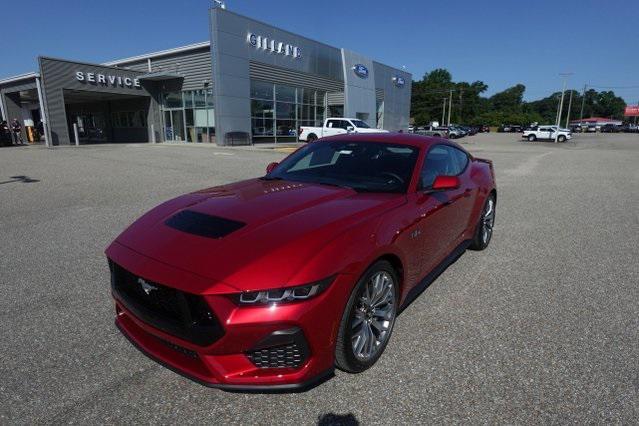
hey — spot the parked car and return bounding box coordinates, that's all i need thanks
[522,125,572,142]
[299,118,387,142]
[600,124,621,133]
[106,133,497,390]
[498,124,524,133]
[478,125,490,133]
[416,125,448,138]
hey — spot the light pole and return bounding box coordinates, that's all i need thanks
[565,89,574,129]
[447,89,453,126]
[579,84,587,130]
[555,73,573,142]
[441,98,447,127]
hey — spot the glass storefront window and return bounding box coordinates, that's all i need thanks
[250,81,327,143]
[252,118,274,137]
[162,89,215,143]
[194,90,206,108]
[275,84,296,103]
[206,89,214,107]
[251,81,274,100]
[184,92,194,108]
[251,100,274,118]
[276,120,296,136]
[276,102,296,120]
[163,91,183,108]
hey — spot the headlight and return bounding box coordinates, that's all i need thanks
[235,276,335,305]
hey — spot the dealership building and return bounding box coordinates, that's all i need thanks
[0,6,411,146]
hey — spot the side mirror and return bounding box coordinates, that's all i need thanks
[266,162,279,174]
[346,126,355,132]
[431,175,460,191]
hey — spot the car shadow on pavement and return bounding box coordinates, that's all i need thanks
[0,175,40,185]
[317,413,359,425]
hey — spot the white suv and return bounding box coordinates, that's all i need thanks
[523,125,572,142]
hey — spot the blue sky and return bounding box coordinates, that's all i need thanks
[2,0,638,102]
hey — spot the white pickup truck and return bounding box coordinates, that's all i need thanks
[299,118,388,142]
[522,125,572,142]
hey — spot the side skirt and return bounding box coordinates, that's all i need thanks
[399,239,472,313]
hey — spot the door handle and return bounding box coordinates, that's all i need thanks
[463,189,472,198]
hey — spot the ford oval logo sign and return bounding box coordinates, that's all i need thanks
[392,76,405,87]
[353,64,369,79]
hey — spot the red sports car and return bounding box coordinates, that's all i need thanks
[106,133,496,391]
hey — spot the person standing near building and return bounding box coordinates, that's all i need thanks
[11,118,23,144]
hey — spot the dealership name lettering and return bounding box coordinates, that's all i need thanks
[247,33,301,59]
[75,71,141,88]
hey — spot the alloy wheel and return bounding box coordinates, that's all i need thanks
[482,197,495,245]
[350,271,396,361]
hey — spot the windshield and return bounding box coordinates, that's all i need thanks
[350,120,371,129]
[266,140,419,193]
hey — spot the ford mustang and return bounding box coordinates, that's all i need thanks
[106,133,496,391]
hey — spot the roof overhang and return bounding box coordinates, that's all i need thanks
[137,72,184,81]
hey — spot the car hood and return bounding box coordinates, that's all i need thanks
[111,178,404,291]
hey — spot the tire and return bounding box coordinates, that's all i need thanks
[307,134,318,142]
[335,260,399,373]
[558,135,566,143]
[528,134,536,142]
[469,194,496,251]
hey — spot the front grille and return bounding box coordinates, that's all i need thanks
[246,343,305,368]
[110,261,224,346]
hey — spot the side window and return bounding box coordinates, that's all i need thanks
[451,146,469,173]
[419,145,465,189]
[327,120,337,128]
[336,120,350,130]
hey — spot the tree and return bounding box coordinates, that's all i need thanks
[410,68,628,126]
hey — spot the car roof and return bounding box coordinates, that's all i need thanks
[318,132,464,151]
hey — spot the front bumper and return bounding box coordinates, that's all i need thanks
[107,242,352,391]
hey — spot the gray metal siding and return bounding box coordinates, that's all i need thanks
[148,49,212,91]
[327,92,345,105]
[115,47,213,91]
[119,60,149,72]
[373,61,412,131]
[249,62,343,93]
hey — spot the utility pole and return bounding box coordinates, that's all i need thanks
[579,84,587,125]
[447,89,453,126]
[565,89,574,129]
[441,98,447,126]
[459,89,463,124]
[555,73,572,142]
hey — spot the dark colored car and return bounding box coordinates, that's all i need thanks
[106,133,497,390]
[600,124,620,133]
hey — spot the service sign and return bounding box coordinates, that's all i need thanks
[392,75,405,87]
[75,71,141,88]
[624,105,639,116]
[353,64,369,79]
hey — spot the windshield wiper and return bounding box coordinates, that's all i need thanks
[260,176,284,181]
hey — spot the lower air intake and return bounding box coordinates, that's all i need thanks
[247,343,305,368]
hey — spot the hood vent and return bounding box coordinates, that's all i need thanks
[165,210,245,239]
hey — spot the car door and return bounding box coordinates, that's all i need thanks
[324,119,348,137]
[406,145,470,276]
[538,127,551,139]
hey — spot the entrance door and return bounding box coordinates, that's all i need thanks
[164,110,185,141]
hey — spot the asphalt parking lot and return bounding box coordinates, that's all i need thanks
[1,132,638,424]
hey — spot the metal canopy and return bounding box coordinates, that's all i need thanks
[137,72,184,81]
